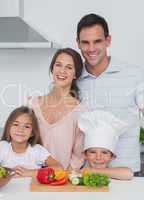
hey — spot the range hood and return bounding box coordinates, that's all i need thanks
[0,17,60,48]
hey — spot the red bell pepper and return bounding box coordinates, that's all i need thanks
[37,167,55,184]
[49,177,68,186]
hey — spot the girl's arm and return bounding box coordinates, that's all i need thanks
[34,144,63,169]
[45,156,63,168]
[14,157,63,178]
[82,167,133,180]
[14,166,38,177]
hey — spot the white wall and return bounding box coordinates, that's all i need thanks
[23,0,144,66]
[0,0,19,16]
[0,0,144,126]
[0,49,56,126]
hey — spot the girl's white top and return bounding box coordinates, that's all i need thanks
[0,141,50,169]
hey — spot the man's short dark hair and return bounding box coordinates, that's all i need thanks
[77,13,109,40]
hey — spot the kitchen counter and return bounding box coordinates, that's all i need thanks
[0,177,144,200]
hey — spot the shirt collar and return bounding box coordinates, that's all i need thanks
[80,56,125,79]
[10,142,31,154]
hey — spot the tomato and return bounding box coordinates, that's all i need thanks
[37,167,55,184]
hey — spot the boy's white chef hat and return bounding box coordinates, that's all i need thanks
[78,110,128,155]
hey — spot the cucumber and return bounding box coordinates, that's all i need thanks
[71,177,84,185]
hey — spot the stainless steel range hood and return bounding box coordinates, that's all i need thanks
[0,17,59,48]
[0,0,60,49]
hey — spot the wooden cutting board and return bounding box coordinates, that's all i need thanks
[30,178,109,192]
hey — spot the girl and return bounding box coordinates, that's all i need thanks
[28,48,86,170]
[0,106,61,177]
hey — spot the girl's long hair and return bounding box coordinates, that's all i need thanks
[1,106,42,146]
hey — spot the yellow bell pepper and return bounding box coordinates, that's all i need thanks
[82,169,90,177]
[54,170,68,180]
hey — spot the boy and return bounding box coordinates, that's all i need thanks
[78,110,133,180]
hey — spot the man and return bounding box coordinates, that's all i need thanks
[76,13,144,172]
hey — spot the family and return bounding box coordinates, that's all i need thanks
[0,13,144,182]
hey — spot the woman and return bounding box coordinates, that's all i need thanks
[28,48,86,170]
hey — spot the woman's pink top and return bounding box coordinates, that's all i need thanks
[28,97,85,169]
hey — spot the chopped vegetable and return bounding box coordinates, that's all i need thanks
[37,167,55,184]
[0,167,8,177]
[68,170,82,181]
[54,170,68,180]
[82,169,90,177]
[49,177,68,186]
[37,167,68,186]
[83,172,110,187]
[71,177,84,185]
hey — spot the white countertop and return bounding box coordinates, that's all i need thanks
[0,177,144,200]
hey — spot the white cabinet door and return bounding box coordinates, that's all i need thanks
[0,0,19,17]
